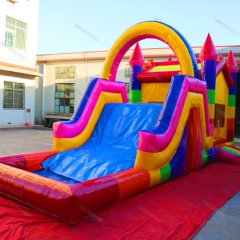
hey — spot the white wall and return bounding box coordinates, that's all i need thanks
[0,0,39,68]
[0,75,35,125]
[0,0,39,126]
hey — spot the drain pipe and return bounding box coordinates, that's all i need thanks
[83,52,88,85]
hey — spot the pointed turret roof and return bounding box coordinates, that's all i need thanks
[200,33,218,61]
[227,50,238,73]
[167,55,173,61]
[129,42,145,66]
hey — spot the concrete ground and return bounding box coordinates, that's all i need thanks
[0,129,239,239]
[0,129,53,156]
[194,192,240,240]
[234,138,240,147]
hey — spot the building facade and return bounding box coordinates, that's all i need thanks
[0,0,40,126]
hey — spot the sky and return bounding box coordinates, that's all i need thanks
[37,0,240,54]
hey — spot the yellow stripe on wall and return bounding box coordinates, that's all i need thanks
[208,104,215,119]
[215,72,228,105]
[227,106,235,119]
[141,83,170,103]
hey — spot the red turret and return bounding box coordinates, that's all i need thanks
[167,55,173,61]
[129,42,145,66]
[227,50,238,73]
[200,34,218,61]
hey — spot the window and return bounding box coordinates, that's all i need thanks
[3,81,25,109]
[125,64,130,78]
[125,82,130,93]
[55,83,75,114]
[55,66,75,79]
[214,104,225,128]
[5,16,27,51]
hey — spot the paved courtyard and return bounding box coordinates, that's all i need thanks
[0,129,239,157]
[0,129,53,156]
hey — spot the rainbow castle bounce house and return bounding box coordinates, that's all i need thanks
[0,21,239,224]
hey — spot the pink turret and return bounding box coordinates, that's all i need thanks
[200,34,218,61]
[167,55,173,61]
[129,43,145,66]
[227,50,238,73]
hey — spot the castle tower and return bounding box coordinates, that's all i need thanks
[200,34,218,126]
[129,43,145,103]
[167,55,173,61]
[227,50,239,141]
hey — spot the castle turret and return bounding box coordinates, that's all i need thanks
[226,50,239,141]
[129,43,144,102]
[167,55,173,61]
[200,34,218,126]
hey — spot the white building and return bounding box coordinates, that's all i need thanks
[0,0,41,126]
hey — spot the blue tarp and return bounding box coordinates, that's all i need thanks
[35,103,162,183]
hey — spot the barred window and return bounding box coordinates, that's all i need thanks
[55,83,75,114]
[125,64,130,78]
[3,81,25,109]
[5,16,27,51]
[55,66,75,79]
[125,82,130,93]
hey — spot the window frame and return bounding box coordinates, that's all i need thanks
[5,15,27,51]
[3,81,25,110]
[54,83,75,114]
[55,66,75,79]
[214,103,225,128]
[125,82,130,94]
[125,64,131,78]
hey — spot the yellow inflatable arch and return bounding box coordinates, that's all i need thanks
[101,21,198,81]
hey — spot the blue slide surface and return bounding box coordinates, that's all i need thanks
[35,103,162,183]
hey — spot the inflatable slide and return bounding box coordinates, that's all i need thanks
[0,21,239,224]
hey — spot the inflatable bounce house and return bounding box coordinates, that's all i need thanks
[0,21,239,224]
